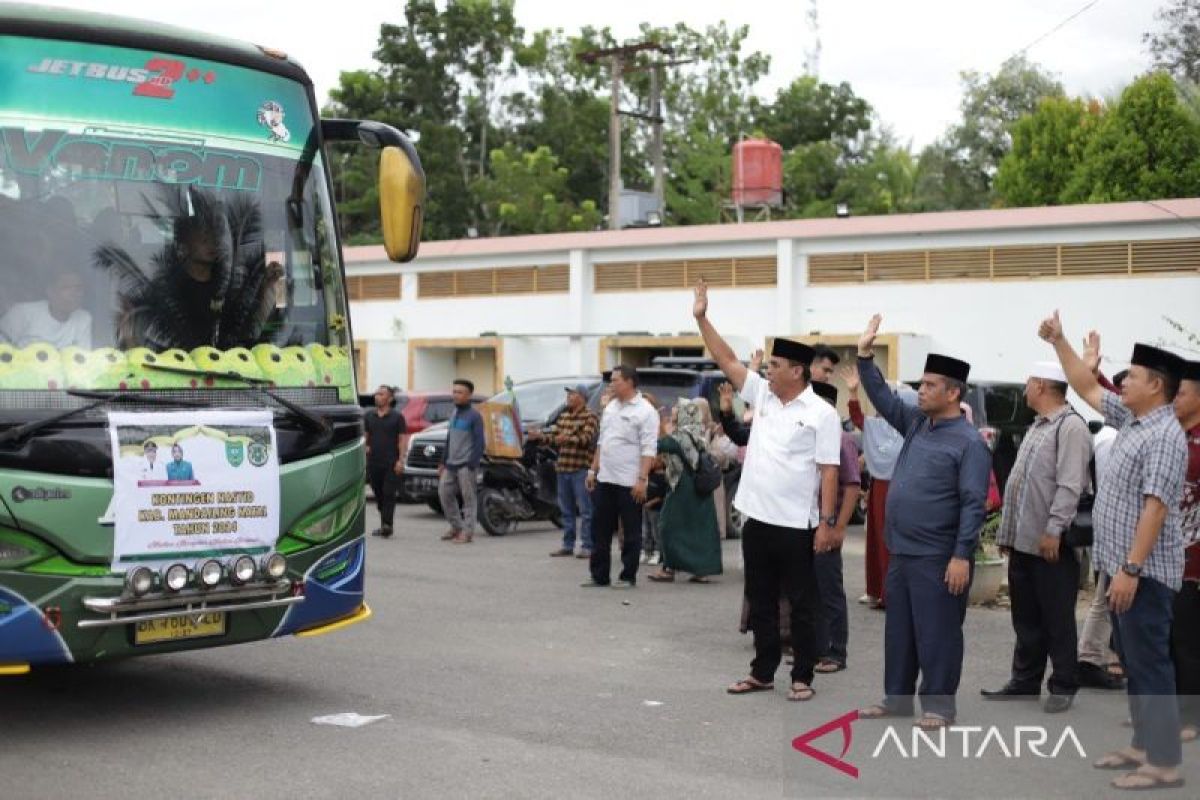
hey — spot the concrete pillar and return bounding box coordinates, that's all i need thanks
[568,248,589,374]
[776,238,796,333]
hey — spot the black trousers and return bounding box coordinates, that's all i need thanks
[1173,581,1200,727]
[743,518,818,685]
[814,548,848,666]
[590,482,643,585]
[366,463,398,529]
[1008,546,1080,695]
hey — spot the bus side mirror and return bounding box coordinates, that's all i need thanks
[379,144,424,263]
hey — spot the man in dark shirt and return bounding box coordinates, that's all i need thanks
[363,384,407,538]
[855,314,991,729]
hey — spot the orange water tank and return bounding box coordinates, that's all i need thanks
[732,138,783,207]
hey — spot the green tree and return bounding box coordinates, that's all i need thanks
[1145,0,1200,83]
[470,145,602,235]
[994,96,1101,207]
[920,56,1063,209]
[1064,72,1200,202]
[753,76,873,155]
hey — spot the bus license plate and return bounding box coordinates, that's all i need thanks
[134,612,226,645]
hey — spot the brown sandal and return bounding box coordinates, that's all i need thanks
[787,682,815,702]
[913,713,953,730]
[726,677,773,695]
[647,571,675,582]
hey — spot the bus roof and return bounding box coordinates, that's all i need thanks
[0,3,312,87]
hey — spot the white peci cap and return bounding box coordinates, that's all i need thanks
[1030,361,1067,383]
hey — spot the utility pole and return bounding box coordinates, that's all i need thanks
[649,66,663,211]
[578,41,672,230]
[607,55,623,230]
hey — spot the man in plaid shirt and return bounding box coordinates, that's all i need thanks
[1041,311,1189,793]
[547,384,598,558]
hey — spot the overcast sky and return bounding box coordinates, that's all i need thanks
[38,0,1163,149]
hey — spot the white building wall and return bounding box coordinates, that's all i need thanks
[347,214,1200,390]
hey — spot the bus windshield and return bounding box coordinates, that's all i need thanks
[0,35,352,401]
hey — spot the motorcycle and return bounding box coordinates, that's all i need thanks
[475,433,563,536]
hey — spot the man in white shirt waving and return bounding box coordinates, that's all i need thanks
[693,281,841,703]
[584,365,659,589]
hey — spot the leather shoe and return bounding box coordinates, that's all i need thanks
[1077,661,1125,690]
[1043,694,1074,714]
[980,683,1040,700]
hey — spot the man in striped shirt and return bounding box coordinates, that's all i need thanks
[1041,311,1189,793]
[547,384,599,558]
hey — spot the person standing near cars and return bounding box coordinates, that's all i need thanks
[694,281,841,703]
[981,361,1092,713]
[548,384,599,559]
[364,384,407,539]
[1041,312,1188,792]
[584,365,659,588]
[438,379,486,544]
[855,314,991,730]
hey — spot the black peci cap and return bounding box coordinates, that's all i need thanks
[924,353,971,383]
[1131,343,1185,380]
[1183,360,1200,383]
[812,381,838,406]
[772,337,815,365]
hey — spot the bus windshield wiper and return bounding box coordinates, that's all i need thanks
[0,390,207,448]
[141,362,331,434]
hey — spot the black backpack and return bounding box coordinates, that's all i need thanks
[691,451,723,495]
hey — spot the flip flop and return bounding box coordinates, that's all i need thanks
[727,677,773,695]
[1094,751,1145,771]
[913,713,953,730]
[859,704,907,720]
[647,572,675,583]
[814,659,846,674]
[687,576,711,584]
[787,682,815,702]
[1111,768,1184,791]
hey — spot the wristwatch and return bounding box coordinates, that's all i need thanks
[823,514,838,528]
[1121,562,1143,577]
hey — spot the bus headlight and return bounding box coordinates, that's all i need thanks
[261,552,287,581]
[125,566,155,596]
[162,563,189,592]
[294,491,361,544]
[229,555,257,585]
[196,559,223,588]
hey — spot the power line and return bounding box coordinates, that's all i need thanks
[1015,0,1103,57]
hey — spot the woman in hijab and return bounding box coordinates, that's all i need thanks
[647,399,723,583]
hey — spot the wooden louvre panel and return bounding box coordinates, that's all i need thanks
[992,245,1058,279]
[358,274,402,300]
[808,253,865,284]
[1131,238,1200,274]
[733,257,777,286]
[865,250,925,282]
[495,267,536,294]
[418,271,455,298]
[685,259,734,287]
[1060,242,1129,276]
[640,260,687,289]
[346,276,363,301]
[454,268,495,296]
[594,262,640,291]
[928,248,990,280]
[534,264,569,293]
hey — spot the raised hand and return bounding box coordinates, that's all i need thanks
[1081,330,1102,375]
[748,348,764,373]
[718,381,735,413]
[692,279,709,320]
[837,363,860,393]
[1038,310,1064,344]
[858,314,882,356]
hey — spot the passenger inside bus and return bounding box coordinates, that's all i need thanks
[0,268,93,349]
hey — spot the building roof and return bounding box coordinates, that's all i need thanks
[345,197,1200,264]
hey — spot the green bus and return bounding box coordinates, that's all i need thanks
[0,4,423,672]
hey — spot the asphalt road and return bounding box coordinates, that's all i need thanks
[1,503,1195,799]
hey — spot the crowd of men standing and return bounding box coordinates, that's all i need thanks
[365,280,1199,794]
